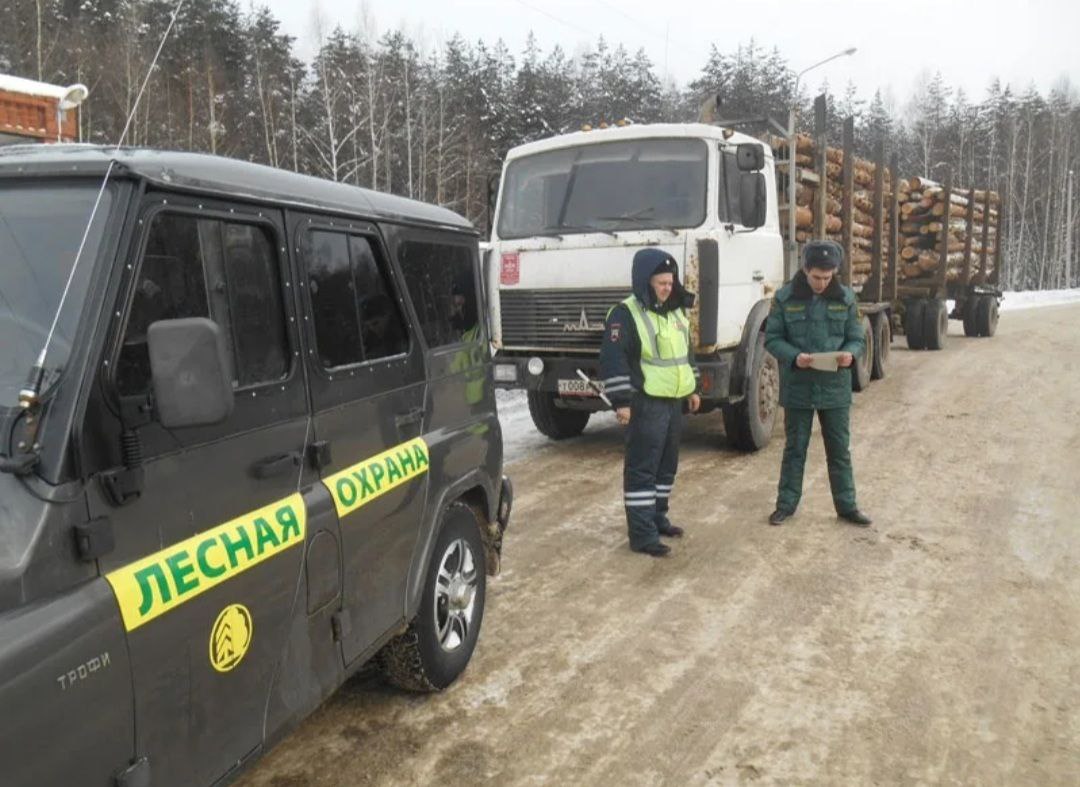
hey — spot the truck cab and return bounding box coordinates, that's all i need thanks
[0,145,512,786]
[487,123,783,449]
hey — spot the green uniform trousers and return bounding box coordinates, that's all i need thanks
[776,406,858,515]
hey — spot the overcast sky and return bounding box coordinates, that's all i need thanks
[265,0,1079,106]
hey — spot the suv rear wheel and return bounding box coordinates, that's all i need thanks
[379,503,487,691]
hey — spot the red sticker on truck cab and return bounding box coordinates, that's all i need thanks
[500,253,520,285]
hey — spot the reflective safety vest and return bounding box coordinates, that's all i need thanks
[619,296,696,399]
[449,323,486,405]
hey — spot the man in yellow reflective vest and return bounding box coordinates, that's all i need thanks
[600,248,701,557]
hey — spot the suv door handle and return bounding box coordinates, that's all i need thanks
[394,407,425,429]
[752,270,765,282]
[250,451,302,479]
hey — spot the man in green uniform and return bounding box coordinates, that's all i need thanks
[764,240,872,527]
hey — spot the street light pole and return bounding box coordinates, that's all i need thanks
[1067,169,1074,289]
[785,47,856,280]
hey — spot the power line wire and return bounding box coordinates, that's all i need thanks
[511,0,595,37]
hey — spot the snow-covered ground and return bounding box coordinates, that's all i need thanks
[496,388,618,465]
[1000,288,1080,311]
[495,288,1080,463]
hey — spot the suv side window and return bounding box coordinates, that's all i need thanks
[304,229,409,368]
[718,150,743,226]
[116,212,288,396]
[397,240,479,347]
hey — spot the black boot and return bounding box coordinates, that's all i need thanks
[658,523,684,538]
[838,509,872,526]
[768,509,793,526]
[632,542,671,557]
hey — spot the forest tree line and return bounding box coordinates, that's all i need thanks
[2,0,1077,290]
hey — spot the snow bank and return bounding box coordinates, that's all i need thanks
[1000,288,1080,311]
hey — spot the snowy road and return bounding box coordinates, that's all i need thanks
[238,297,1080,787]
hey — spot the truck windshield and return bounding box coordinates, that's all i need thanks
[0,181,113,407]
[496,138,707,240]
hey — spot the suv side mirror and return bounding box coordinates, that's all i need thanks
[736,143,765,171]
[739,172,768,229]
[147,317,234,429]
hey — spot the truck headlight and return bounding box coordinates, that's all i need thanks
[526,357,544,377]
[494,364,518,383]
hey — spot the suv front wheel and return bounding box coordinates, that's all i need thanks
[379,502,487,691]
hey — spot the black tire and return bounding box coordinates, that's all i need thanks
[905,299,927,350]
[379,503,486,692]
[962,298,979,337]
[871,313,890,380]
[527,390,590,439]
[722,332,779,452]
[852,314,873,392]
[923,298,949,350]
[976,295,999,337]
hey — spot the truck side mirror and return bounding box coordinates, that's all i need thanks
[739,172,768,229]
[147,317,234,429]
[736,143,765,171]
[486,172,500,237]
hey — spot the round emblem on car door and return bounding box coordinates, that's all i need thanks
[209,603,253,673]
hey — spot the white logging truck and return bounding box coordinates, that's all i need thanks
[484,99,1004,449]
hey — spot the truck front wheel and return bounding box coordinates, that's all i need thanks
[722,332,778,452]
[527,390,590,439]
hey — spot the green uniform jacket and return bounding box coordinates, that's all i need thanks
[764,270,865,410]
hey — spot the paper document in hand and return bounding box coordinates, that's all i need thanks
[808,352,844,372]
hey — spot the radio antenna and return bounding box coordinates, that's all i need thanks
[19,0,187,410]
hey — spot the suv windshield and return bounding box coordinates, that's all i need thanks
[0,181,114,407]
[496,138,707,240]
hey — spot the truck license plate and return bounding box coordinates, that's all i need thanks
[557,378,601,397]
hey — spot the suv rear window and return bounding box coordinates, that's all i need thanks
[397,241,479,347]
[303,230,410,368]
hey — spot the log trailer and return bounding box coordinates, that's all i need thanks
[483,100,1004,448]
[774,95,1004,394]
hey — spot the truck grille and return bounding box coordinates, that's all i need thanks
[500,288,630,351]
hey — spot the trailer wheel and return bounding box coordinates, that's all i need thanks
[852,315,873,392]
[871,313,890,380]
[722,332,778,452]
[527,390,590,439]
[378,502,486,691]
[904,299,927,350]
[962,298,979,337]
[975,295,999,337]
[923,298,949,350]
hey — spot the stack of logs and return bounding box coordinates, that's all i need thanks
[894,176,999,282]
[771,133,1002,289]
[772,133,891,291]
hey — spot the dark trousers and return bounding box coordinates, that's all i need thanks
[624,393,683,549]
[776,406,858,515]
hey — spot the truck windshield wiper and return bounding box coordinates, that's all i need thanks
[557,224,618,237]
[595,210,680,236]
[597,206,656,222]
[535,224,618,239]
